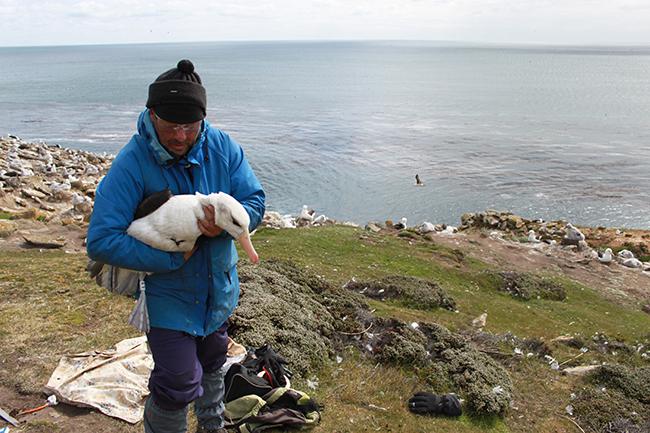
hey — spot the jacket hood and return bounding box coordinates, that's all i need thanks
[136,109,207,166]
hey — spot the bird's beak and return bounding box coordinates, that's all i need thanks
[237,231,259,264]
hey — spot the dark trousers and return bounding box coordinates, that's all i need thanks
[146,323,229,411]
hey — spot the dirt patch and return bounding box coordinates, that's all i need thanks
[468,331,553,360]
[0,385,136,433]
[0,219,87,252]
[344,275,457,311]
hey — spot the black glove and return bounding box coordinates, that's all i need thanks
[408,392,462,417]
[254,344,292,387]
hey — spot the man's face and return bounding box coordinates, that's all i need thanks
[150,110,202,157]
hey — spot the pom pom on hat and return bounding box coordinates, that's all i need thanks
[146,59,206,124]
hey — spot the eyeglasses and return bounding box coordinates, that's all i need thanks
[153,113,202,133]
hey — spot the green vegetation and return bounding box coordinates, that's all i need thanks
[0,225,648,432]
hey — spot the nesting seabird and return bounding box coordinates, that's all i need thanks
[298,204,314,222]
[597,248,613,264]
[565,223,585,242]
[621,257,643,268]
[616,249,635,261]
[527,230,541,243]
[394,217,408,230]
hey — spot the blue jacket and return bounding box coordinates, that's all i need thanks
[87,110,265,336]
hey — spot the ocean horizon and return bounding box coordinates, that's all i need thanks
[1,41,649,228]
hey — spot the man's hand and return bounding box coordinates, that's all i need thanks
[198,205,223,237]
[183,206,222,262]
[183,244,198,261]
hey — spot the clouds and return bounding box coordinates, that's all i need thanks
[0,0,649,46]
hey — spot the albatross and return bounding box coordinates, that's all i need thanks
[527,230,541,243]
[597,248,613,264]
[126,190,257,262]
[88,189,258,291]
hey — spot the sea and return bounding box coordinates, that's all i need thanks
[1,41,649,228]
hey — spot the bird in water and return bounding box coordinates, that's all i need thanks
[415,174,424,186]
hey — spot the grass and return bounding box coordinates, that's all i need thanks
[253,227,650,343]
[0,225,648,432]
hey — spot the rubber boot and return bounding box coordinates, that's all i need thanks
[143,396,188,433]
[194,369,226,431]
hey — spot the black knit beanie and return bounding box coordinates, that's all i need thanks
[146,59,207,124]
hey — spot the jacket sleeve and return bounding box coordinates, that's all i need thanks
[224,134,266,232]
[86,150,185,273]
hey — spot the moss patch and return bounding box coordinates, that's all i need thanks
[494,271,567,301]
[366,319,513,415]
[572,387,648,432]
[588,365,650,404]
[233,260,512,416]
[230,261,337,376]
[344,275,457,311]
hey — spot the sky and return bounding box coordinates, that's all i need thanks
[1,0,649,47]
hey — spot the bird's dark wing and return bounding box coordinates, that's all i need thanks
[134,189,173,220]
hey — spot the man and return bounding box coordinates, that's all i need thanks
[87,59,265,433]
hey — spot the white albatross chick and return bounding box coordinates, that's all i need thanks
[597,248,613,264]
[298,204,314,222]
[527,230,541,243]
[621,257,643,269]
[127,191,258,264]
[616,249,635,261]
[565,223,585,242]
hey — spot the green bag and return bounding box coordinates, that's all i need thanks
[225,387,321,433]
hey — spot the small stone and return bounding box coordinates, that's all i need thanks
[22,234,66,249]
[365,222,382,233]
[561,365,600,376]
[0,220,17,237]
[21,188,47,199]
